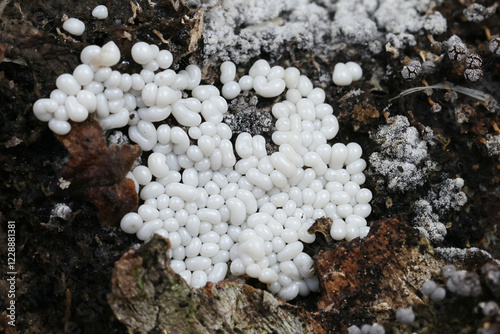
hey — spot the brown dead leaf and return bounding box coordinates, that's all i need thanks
[352,103,380,124]
[83,179,139,227]
[308,216,333,242]
[56,119,141,226]
[57,119,140,187]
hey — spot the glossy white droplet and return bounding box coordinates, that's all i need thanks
[330,218,347,240]
[222,81,241,100]
[120,212,143,234]
[332,62,353,86]
[63,18,85,36]
[346,61,363,81]
[56,73,81,96]
[92,5,108,19]
[132,42,155,65]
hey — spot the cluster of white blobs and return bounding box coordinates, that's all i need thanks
[33,40,372,301]
[332,61,363,86]
[61,5,108,37]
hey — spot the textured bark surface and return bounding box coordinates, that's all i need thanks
[108,235,327,334]
[313,218,445,332]
[107,218,499,334]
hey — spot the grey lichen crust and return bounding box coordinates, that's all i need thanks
[335,0,447,48]
[368,116,468,243]
[427,178,467,216]
[435,247,500,265]
[413,178,467,242]
[203,0,331,64]
[369,115,437,192]
[202,0,447,64]
[412,199,447,243]
[412,178,467,242]
[485,134,500,156]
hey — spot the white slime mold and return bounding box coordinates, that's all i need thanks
[33,40,371,301]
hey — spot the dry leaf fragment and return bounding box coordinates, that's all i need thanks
[56,119,141,226]
[56,119,140,187]
[308,216,334,242]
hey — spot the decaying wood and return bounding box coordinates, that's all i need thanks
[312,218,446,331]
[108,217,500,333]
[108,235,327,334]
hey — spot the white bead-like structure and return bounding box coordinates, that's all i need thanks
[92,5,109,20]
[332,61,363,86]
[62,18,85,36]
[33,41,372,301]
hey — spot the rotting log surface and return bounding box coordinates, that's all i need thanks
[312,218,445,332]
[108,235,327,334]
[1,0,500,333]
[107,217,500,334]
[0,1,204,332]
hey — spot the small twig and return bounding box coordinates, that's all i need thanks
[389,81,497,105]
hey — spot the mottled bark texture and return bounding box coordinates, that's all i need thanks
[108,235,327,334]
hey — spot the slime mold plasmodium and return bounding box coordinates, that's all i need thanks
[33,40,371,301]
